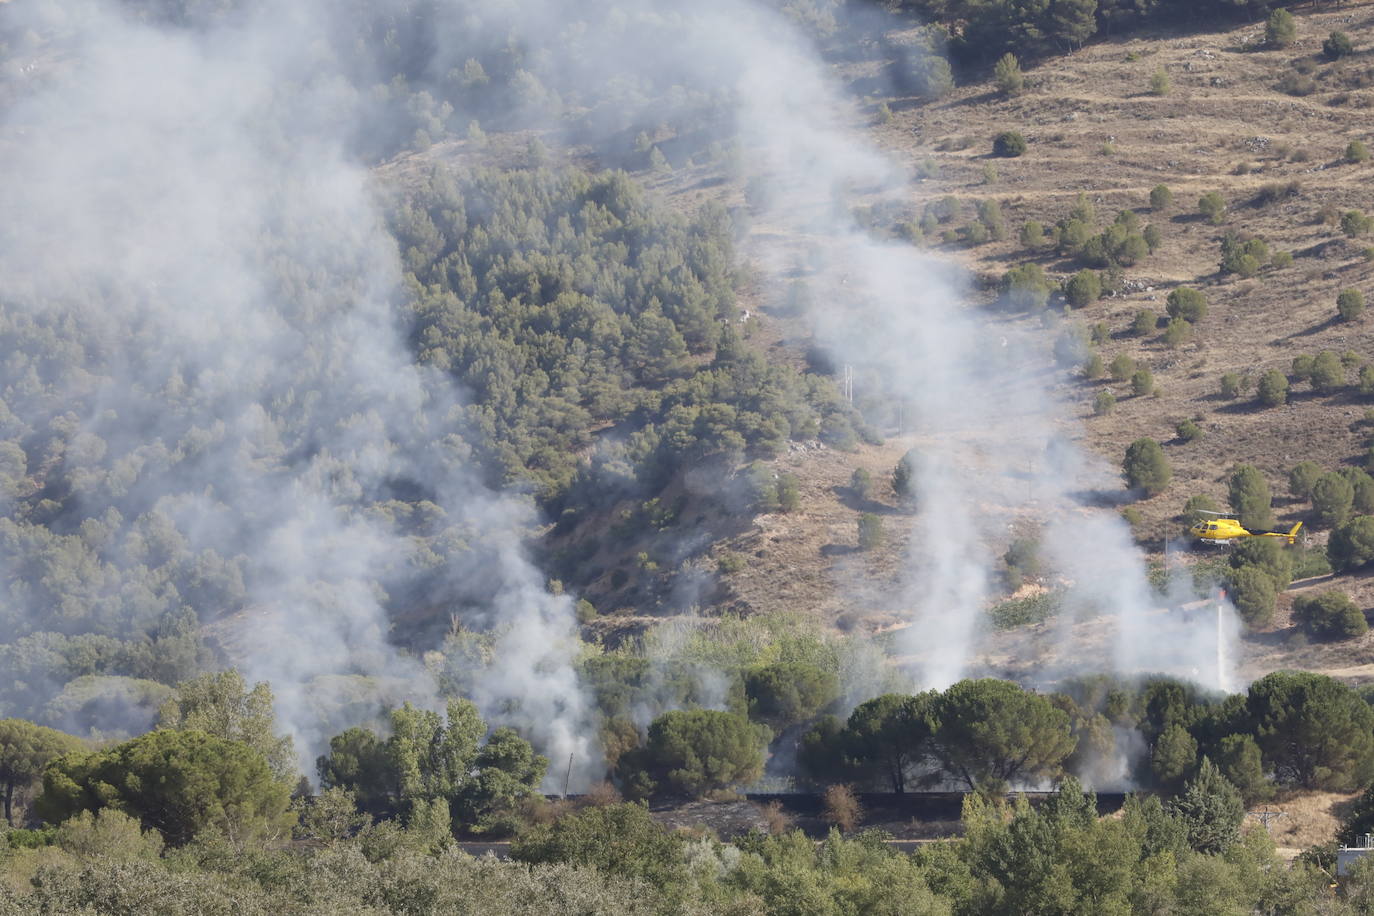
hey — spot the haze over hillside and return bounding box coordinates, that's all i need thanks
[2,0,1374,822]
[9,1,1374,912]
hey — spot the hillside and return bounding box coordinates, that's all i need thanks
[10,2,1374,910]
[574,1,1374,687]
[2,0,1374,796]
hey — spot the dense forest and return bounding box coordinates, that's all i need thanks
[7,666,1374,912]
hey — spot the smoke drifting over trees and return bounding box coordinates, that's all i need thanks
[0,0,1243,792]
[0,0,604,781]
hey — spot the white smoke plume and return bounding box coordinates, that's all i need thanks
[0,0,598,784]
[0,0,1241,792]
[524,0,1244,694]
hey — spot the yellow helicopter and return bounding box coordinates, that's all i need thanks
[1189,510,1303,546]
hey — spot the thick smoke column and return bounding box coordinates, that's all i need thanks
[0,0,597,781]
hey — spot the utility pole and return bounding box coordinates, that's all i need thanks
[842,365,853,404]
[562,752,574,799]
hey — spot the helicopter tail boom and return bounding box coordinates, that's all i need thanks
[1258,521,1304,544]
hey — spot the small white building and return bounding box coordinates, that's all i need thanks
[1338,835,1374,877]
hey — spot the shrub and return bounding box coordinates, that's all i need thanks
[1347,140,1370,164]
[1292,354,1315,383]
[1266,8,1296,48]
[37,730,292,847]
[892,448,918,501]
[1093,390,1116,416]
[822,784,863,832]
[1143,224,1162,252]
[1064,269,1101,308]
[1312,472,1356,528]
[1115,232,1149,266]
[965,221,989,247]
[717,553,746,575]
[920,57,955,98]
[1293,591,1368,641]
[1311,350,1345,392]
[1342,210,1372,238]
[1342,468,1374,514]
[1324,31,1355,61]
[1149,69,1171,96]
[633,710,769,797]
[1176,418,1202,442]
[1090,322,1110,345]
[54,808,165,861]
[1083,352,1104,379]
[1056,218,1091,256]
[1220,373,1244,399]
[1247,671,1374,790]
[1271,250,1293,269]
[1220,232,1268,276]
[858,513,884,550]
[1123,437,1171,496]
[1132,310,1158,337]
[994,52,1024,95]
[1004,536,1042,583]
[977,199,1006,240]
[744,662,839,730]
[1329,516,1374,572]
[1229,464,1274,531]
[1169,759,1245,854]
[1216,734,1272,806]
[1150,723,1197,795]
[1004,263,1052,310]
[1293,545,1334,580]
[931,679,1075,790]
[1257,369,1288,407]
[1253,180,1302,207]
[1289,461,1323,500]
[993,131,1027,158]
[1164,318,1193,348]
[1278,71,1317,97]
[1198,192,1227,225]
[1131,368,1155,397]
[1339,289,1366,321]
[1070,192,1096,224]
[850,468,873,499]
[1231,536,1294,591]
[1166,287,1207,323]
[1020,220,1045,247]
[1227,565,1277,628]
[776,473,800,512]
[1109,354,1136,381]
[1150,184,1173,211]
[510,803,685,887]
